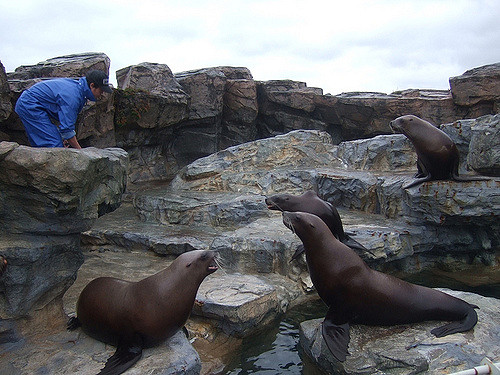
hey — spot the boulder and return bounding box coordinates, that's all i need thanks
[449,63,500,107]
[403,179,500,226]
[6,52,110,80]
[193,274,280,337]
[175,67,227,121]
[0,142,128,234]
[334,134,415,171]
[299,290,500,375]
[221,77,258,149]
[467,114,500,176]
[170,129,343,193]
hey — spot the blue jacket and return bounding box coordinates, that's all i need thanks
[19,77,96,139]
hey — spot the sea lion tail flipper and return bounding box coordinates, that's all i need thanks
[66,316,81,331]
[98,340,143,375]
[290,244,305,262]
[321,318,350,362]
[403,175,432,189]
[430,306,478,338]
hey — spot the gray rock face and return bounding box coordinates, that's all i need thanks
[467,114,500,176]
[299,290,500,375]
[170,129,343,193]
[0,143,129,234]
[6,52,110,80]
[0,61,11,123]
[0,234,83,318]
[449,63,500,106]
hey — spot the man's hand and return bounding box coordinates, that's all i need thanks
[65,136,82,149]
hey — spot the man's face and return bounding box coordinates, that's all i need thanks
[90,83,104,100]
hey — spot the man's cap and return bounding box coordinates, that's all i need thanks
[86,70,113,93]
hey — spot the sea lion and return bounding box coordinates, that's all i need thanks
[389,114,489,189]
[282,211,478,362]
[67,250,218,375]
[265,190,371,259]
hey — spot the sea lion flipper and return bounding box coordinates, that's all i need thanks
[290,244,305,262]
[98,340,143,375]
[341,235,376,257]
[430,306,478,338]
[321,317,350,362]
[66,316,81,331]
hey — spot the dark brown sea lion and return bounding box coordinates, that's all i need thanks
[67,250,218,375]
[282,211,478,362]
[389,114,489,189]
[265,190,371,259]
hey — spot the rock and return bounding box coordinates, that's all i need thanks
[0,328,201,375]
[114,63,190,136]
[134,191,270,227]
[76,97,116,148]
[467,114,500,176]
[403,179,500,226]
[116,62,188,99]
[170,129,343,193]
[0,143,128,234]
[193,274,280,337]
[256,80,330,139]
[334,90,465,140]
[0,234,83,319]
[175,67,227,121]
[0,61,11,122]
[449,63,500,107]
[221,77,258,149]
[299,290,500,375]
[6,52,111,80]
[335,134,416,171]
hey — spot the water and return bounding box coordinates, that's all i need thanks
[220,270,498,374]
[223,300,327,375]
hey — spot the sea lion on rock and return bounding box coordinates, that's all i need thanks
[67,250,218,375]
[266,190,371,259]
[282,211,478,362]
[389,114,489,189]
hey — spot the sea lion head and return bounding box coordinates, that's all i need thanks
[265,193,294,211]
[389,114,420,134]
[282,211,324,239]
[177,250,218,277]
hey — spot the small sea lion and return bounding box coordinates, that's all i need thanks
[67,250,218,375]
[283,211,478,362]
[266,190,371,259]
[389,114,489,189]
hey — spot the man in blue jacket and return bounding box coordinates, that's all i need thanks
[14,70,112,149]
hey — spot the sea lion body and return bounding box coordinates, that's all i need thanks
[265,191,369,256]
[283,211,478,362]
[69,250,218,374]
[390,114,488,189]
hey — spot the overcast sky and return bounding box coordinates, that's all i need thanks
[1,0,499,95]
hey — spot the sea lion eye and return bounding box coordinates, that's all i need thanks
[186,262,192,268]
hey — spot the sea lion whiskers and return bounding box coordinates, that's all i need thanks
[212,255,227,275]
